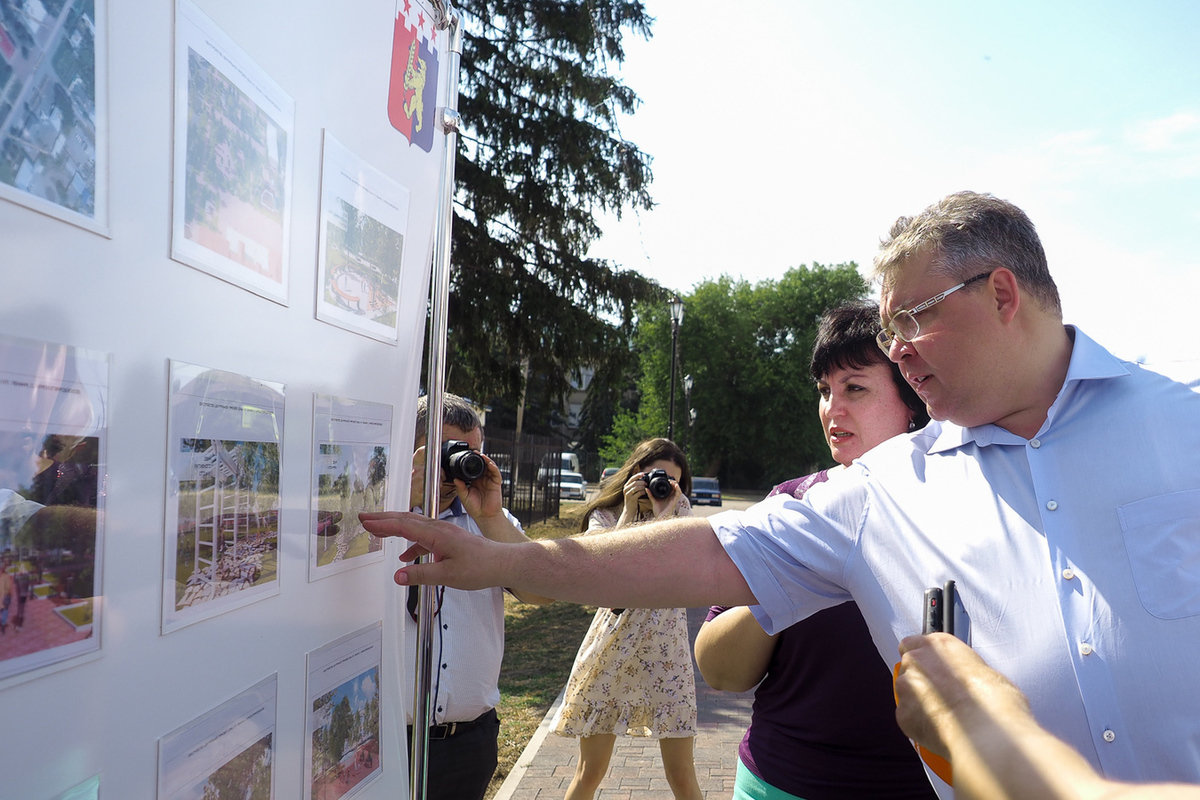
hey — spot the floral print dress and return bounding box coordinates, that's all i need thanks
[552,498,698,739]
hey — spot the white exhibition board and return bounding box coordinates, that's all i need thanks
[0,0,444,797]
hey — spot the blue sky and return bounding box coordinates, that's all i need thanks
[589,0,1200,363]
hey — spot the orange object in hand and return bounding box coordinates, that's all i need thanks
[893,662,953,786]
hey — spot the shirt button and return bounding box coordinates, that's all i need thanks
[1079,642,1093,656]
[1103,729,1116,743]
[1046,500,1058,511]
[1030,438,1041,448]
[1062,568,1075,580]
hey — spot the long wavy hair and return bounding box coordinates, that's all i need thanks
[579,438,692,532]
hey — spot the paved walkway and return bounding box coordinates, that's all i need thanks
[495,606,755,799]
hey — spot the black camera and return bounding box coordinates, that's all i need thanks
[645,468,674,500]
[442,439,486,484]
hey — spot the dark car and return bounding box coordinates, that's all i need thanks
[690,476,722,506]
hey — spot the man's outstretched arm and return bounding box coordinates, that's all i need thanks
[360,511,756,609]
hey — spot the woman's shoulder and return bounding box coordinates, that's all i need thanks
[587,506,619,530]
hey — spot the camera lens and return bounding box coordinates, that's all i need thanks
[442,440,486,483]
[646,469,673,500]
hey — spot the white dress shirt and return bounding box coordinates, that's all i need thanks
[712,327,1200,791]
[404,499,516,725]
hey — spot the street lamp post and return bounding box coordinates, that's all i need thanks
[668,295,684,440]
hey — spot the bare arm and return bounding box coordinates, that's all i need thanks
[448,454,554,605]
[895,634,1200,800]
[361,511,756,609]
[694,606,777,692]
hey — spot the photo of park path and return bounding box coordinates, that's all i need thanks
[310,666,380,800]
[314,443,386,570]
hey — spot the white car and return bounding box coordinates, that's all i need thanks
[555,470,587,501]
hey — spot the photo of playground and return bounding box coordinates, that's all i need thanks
[173,438,279,611]
[322,199,403,327]
[313,443,387,570]
[0,433,100,670]
[176,732,273,800]
[181,46,287,282]
[310,667,380,800]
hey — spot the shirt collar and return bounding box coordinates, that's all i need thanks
[927,326,1129,453]
[439,497,467,518]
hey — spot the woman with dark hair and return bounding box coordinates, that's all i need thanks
[695,301,938,800]
[552,438,702,800]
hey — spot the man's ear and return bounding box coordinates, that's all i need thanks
[990,268,1020,324]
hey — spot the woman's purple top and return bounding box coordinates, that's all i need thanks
[706,470,937,799]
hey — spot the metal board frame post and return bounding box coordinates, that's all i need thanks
[411,3,463,799]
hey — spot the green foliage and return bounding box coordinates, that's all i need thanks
[443,1,666,417]
[598,407,654,467]
[610,264,869,489]
[328,695,353,766]
[202,733,272,800]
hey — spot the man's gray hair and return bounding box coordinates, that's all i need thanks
[872,191,1062,316]
[414,393,481,443]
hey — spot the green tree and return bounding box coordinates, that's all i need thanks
[201,733,272,800]
[327,695,354,767]
[443,1,665,418]
[606,263,869,489]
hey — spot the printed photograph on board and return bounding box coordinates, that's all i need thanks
[0,334,107,684]
[171,0,295,304]
[158,674,277,800]
[305,623,382,800]
[0,0,109,234]
[315,132,410,342]
[162,361,284,633]
[309,395,391,580]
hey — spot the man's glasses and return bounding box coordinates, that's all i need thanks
[876,271,992,354]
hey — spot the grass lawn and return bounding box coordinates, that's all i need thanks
[486,505,596,799]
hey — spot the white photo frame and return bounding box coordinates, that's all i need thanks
[0,334,108,686]
[308,394,392,581]
[170,0,295,304]
[161,360,284,634]
[315,131,412,342]
[0,0,110,236]
[304,623,383,800]
[157,674,278,799]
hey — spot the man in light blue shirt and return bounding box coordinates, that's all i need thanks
[365,192,1200,793]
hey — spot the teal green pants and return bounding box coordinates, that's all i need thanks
[734,759,807,800]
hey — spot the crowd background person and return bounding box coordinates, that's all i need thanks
[894,634,1200,800]
[695,301,935,799]
[0,553,17,634]
[402,394,551,800]
[552,438,702,800]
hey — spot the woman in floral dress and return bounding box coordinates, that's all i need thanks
[552,438,701,800]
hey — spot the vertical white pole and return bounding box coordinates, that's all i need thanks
[411,4,462,799]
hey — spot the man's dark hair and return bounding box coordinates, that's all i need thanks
[414,394,481,444]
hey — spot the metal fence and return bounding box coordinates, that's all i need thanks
[482,427,562,527]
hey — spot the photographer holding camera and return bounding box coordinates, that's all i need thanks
[404,394,550,800]
[551,438,702,800]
